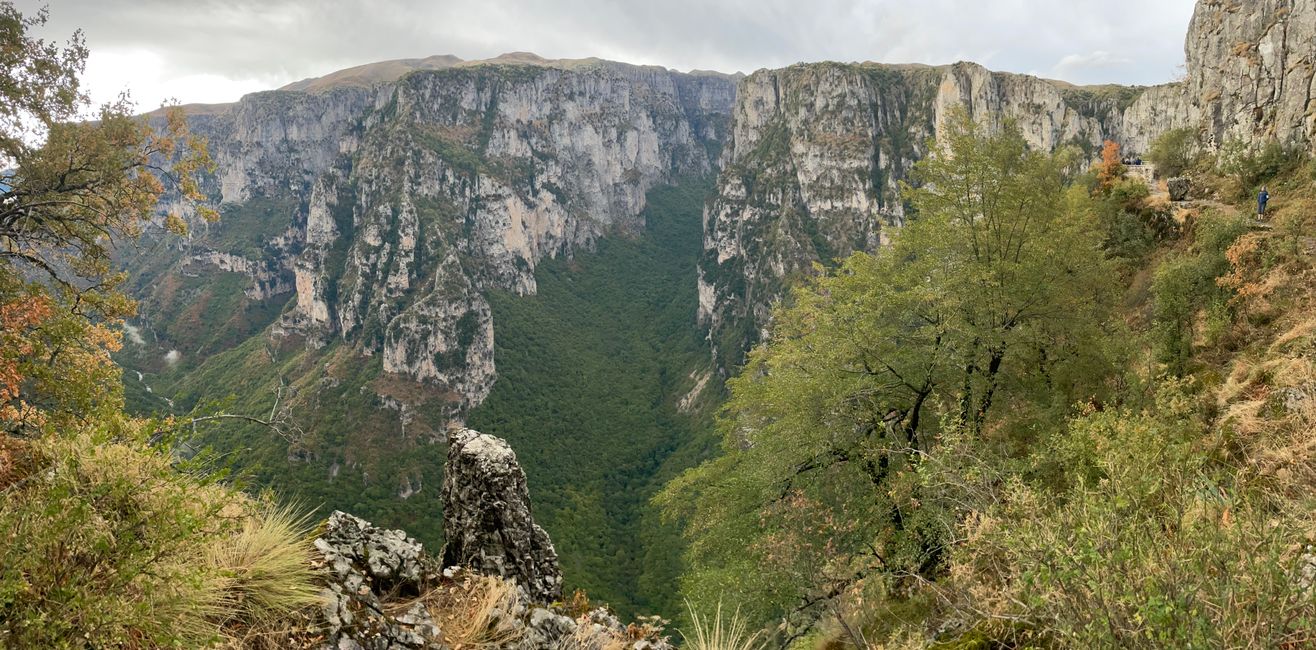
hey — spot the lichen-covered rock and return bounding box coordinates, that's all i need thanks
[313,511,447,649]
[307,509,669,649]
[441,428,563,603]
[1168,177,1193,201]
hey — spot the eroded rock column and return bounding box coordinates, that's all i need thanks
[440,428,563,603]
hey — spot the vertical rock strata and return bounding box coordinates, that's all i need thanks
[164,58,737,411]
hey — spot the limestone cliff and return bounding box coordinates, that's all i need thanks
[699,0,1316,370]
[133,57,736,413]
[1186,0,1316,147]
[698,62,1141,368]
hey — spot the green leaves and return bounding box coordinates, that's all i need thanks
[663,110,1122,633]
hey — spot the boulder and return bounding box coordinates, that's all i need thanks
[1168,177,1192,202]
[441,428,563,603]
[314,511,447,649]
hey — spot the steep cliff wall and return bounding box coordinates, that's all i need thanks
[700,0,1316,370]
[1186,0,1316,147]
[699,62,1141,368]
[136,58,736,409]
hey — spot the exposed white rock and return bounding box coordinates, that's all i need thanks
[699,1,1316,369]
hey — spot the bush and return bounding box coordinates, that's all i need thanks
[1151,212,1250,373]
[948,390,1316,649]
[0,424,320,648]
[1218,139,1308,200]
[1096,178,1174,261]
[1147,128,1197,178]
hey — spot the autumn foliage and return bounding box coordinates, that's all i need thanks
[0,3,212,433]
[1095,139,1125,194]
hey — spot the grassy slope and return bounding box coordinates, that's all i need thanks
[468,179,720,620]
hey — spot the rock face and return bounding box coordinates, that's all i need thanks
[698,61,1144,368]
[698,0,1316,370]
[1186,0,1316,148]
[152,56,737,412]
[440,428,562,603]
[314,511,446,649]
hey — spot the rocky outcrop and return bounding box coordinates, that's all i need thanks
[1169,177,1193,201]
[311,510,666,649]
[440,428,562,603]
[315,511,446,649]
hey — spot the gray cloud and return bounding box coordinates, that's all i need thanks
[21,0,1197,107]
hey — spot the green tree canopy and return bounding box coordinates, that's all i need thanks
[660,111,1121,636]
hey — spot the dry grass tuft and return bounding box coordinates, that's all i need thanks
[681,601,763,650]
[419,572,524,648]
[209,503,323,641]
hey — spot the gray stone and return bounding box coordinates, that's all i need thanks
[318,511,425,586]
[516,607,577,650]
[313,512,447,650]
[1168,177,1192,202]
[441,428,563,603]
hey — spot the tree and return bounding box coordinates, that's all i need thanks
[0,1,213,431]
[1095,139,1124,194]
[1147,128,1196,178]
[660,111,1119,635]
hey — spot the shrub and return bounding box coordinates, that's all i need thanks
[1218,139,1308,200]
[1151,212,1250,373]
[950,394,1316,649]
[0,424,320,648]
[1147,128,1197,178]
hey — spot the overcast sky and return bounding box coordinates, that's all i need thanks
[22,0,1198,111]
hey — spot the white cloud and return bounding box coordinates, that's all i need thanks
[82,48,270,110]
[1052,50,1137,80]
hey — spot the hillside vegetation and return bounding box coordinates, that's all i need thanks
[120,179,719,622]
[662,116,1316,648]
[0,6,321,645]
[468,179,720,620]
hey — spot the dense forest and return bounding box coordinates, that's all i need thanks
[468,179,720,620]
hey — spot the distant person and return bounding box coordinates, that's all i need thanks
[1258,186,1270,217]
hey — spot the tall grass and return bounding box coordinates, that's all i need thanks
[209,503,322,636]
[0,426,323,648]
[681,601,764,650]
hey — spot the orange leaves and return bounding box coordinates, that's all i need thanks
[0,292,53,330]
[1220,232,1266,300]
[1095,140,1125,195]
[0,293,52,404]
